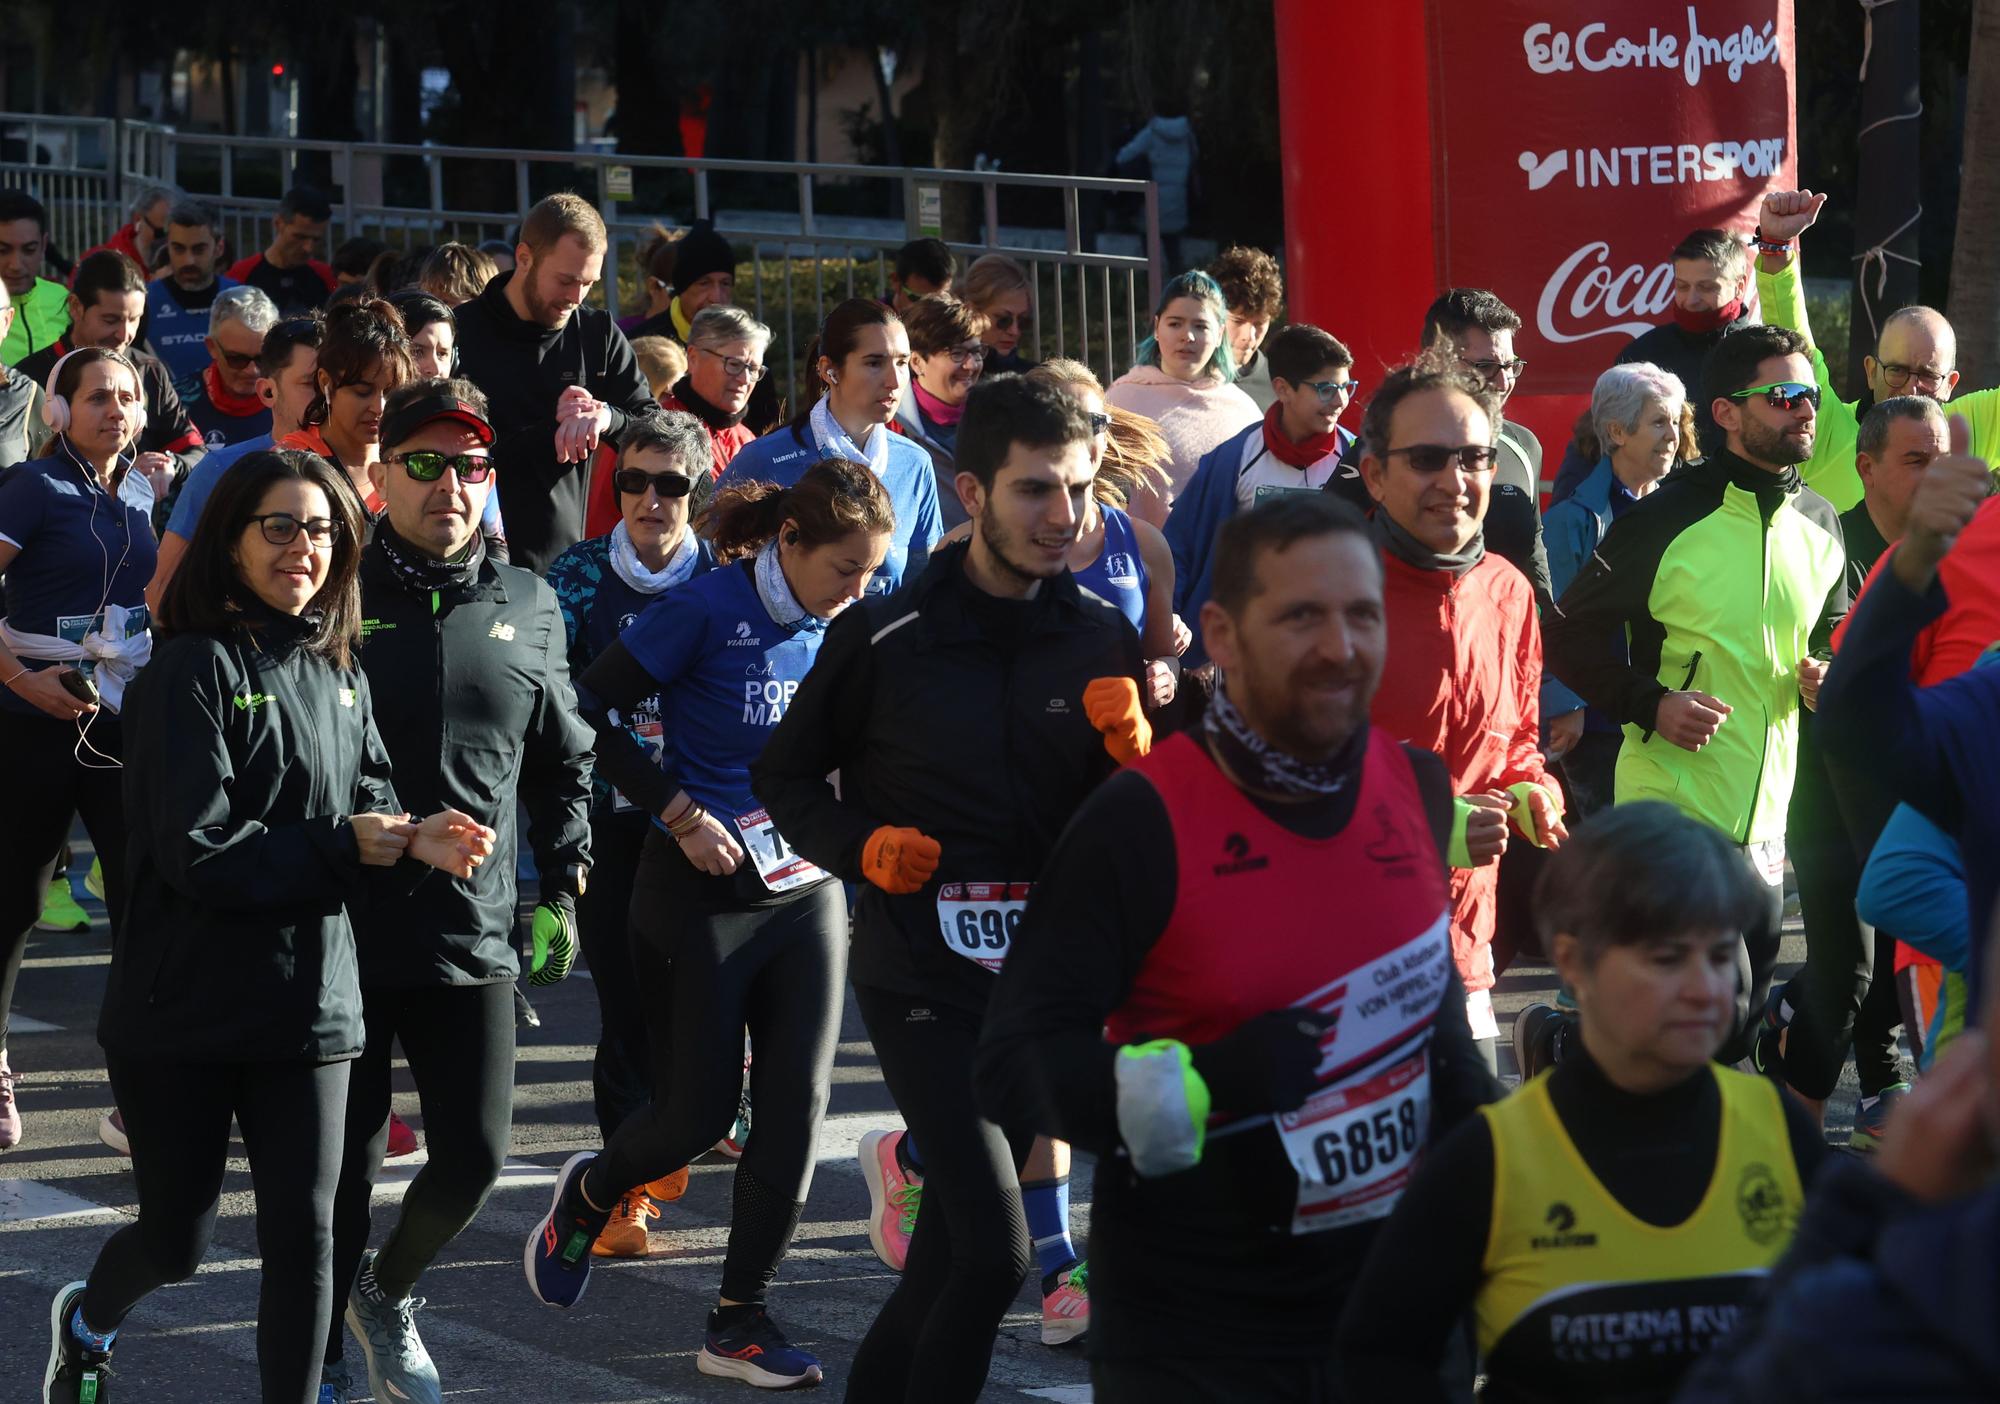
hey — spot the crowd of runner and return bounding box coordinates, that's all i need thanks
[2,173,1997,1404]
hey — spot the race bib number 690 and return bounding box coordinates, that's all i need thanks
[935,881,1032,972]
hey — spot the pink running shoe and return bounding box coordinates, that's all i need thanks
[385,1112,420,1159]
[1041,1259,1090,1346]
[0,1051,19,1149]
[858,1128,922,1271]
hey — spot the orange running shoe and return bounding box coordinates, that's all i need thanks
[645,1167,690,1203]
[591,1188,659,1258]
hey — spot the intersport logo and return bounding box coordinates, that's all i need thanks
[1535,241,1678,346]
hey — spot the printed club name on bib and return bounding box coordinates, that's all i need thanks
[734,806,825,893]
[936,882,1033,972]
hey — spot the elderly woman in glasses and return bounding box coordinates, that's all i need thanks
[663,305,772,478]
[1541,361,1694,813]
[895,294,990,531]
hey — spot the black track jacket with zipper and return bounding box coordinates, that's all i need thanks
[351,539,595,989]
[752,540,1145,1013]
[104,609,404,1063]
[454,271,661,575]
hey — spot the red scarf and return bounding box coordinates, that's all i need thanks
[1261,401,1341,469]
[203,363,265,418]
[1672,296,1743,335]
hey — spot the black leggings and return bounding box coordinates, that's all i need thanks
[326,980,515,1358]
[85,1052,348,1404]
[1719,848,1786,1067]
[846,985,1036,1404]
[580,807,655,1139]
[586,827,846,1304]
[0,708,128,1049]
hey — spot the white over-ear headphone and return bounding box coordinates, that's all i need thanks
[41,345,148,441]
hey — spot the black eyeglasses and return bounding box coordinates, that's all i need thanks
[1878,362,1948,392]
[248,513,343,546]
[1086,411,1113,435]
[989,311,1033,333]
[1386,444,1498,474]
[1728,381,1822,412]
[392,451,494,483]
[941,343,988,367]
[214,347,259,371]
[1302,378,1359,403]
[1460,355,1528,384]
[696,345,768,381]
[613,468,697,498]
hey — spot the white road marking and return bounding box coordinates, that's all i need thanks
[8,1015,62,1033]
[0,1178,123,1226]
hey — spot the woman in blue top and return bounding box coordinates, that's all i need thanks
[526,459,895,1389]
[0,347,157,1153]
[718,298,940,596]
[545,412,717,1246]
[1542,362,1689,817]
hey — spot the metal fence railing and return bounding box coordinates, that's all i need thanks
[1,114,1164,405]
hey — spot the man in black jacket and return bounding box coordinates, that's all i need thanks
[453,192,658,574]
[321,377,594,1404]
[753,374,1149,1402]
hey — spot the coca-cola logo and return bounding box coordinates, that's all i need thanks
[1536,241,1676,345]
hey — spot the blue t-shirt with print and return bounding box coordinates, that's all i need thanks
[0,452,158,714]
[617,556,827,833]
[717,422,942,596]
[547,530,717,811]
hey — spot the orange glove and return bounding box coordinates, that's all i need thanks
[1083,676,1152,765]
[861,825,942,894]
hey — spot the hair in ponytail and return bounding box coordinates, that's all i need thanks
[697,457,897,563]
[785,298,903,444]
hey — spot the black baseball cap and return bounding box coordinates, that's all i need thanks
[380,393,495,451]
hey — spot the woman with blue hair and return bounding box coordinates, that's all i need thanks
[1105,270,1261,517]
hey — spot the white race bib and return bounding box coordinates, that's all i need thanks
[935,882,1032,972]
[1745,838,1786,888]
[1275,1046,1430,1235]
[612,721,665,814]
[733,806,825,893]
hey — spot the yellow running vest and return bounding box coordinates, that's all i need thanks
[1475,1067,1802,1399]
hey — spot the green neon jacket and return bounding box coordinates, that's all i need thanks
[1756,258,2000,511]
[1544,448,1847,844]
[0,277,69,367]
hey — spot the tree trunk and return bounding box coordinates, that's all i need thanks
[920,11,980,240]
[1949,0,2000,387]
[1848,0,1923,394]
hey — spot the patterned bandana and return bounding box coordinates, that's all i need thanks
[375,520,485,598]
[1202,684,1351,799]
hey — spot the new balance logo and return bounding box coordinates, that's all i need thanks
[488,621,516,641]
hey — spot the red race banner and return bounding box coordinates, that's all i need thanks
[1427,2,1798,395]
[1276,3,1798,475]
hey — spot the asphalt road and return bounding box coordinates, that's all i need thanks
[1,860,1856,1402]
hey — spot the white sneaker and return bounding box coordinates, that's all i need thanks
[98,1109,129,1156]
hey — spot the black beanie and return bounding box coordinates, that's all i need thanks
[672,220,736,294]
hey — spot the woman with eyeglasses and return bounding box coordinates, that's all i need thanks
[959,254,1037,375]
[718,298,941,598]
[1104,270,1262,517]
[1163,323,1360,670]
[546,413,719,1258]
[525,461,896,1391]
[895,294,989,530]
[280,298,415,532]
[45,448,491,1404]
[662,304,769,477]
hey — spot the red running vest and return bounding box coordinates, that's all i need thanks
[1107,729,1456,1232]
